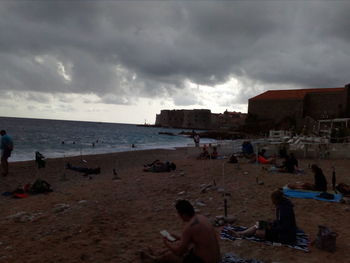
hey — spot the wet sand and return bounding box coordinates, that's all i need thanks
[0,147,349,263]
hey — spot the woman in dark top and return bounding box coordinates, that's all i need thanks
[230,190,297,244]
[288,164,327,192]
[312,164,327,191]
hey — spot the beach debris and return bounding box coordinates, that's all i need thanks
[7,211,44,223]
[178,191,186,195]
[78,200,88,204]
[243,171,249,175]
[195,200,206,207]
[200,184,214,193]
[53,203,70,213]
[217,187,225,193]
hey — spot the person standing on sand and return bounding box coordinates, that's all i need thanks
[140,200,221,263]
[194,134,200,147]
[1,130,14,176]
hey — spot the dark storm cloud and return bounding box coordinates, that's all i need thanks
[0,1,349,106]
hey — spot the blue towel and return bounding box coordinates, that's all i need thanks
[221,225,309,252]
[283,187,343,202]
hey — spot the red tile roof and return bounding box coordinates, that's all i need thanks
[250,87,345,101]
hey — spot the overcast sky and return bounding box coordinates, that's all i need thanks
[0,0,349,124]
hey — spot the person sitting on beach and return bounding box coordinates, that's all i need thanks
[230,189,297,245]
[143,161,176,173]
[139,200,221,263]
[242,141,255,159]
[288,164,327,192]
[257,149,276,165]
[228,153,238,164]
[197,145,210,160]
[211,146,218,159]
[277,153,299,173]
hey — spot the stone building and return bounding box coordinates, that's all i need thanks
[155,109,212,129]
[155,109,246,130]
[211,110,246,129]
[247,83,350,130]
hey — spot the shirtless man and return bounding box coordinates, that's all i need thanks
[140,200,221,263]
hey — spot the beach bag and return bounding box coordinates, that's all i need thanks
[314,225,337,252]
[317,192,334,200]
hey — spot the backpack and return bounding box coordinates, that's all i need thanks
[313,225,338,252]
[30,179,53,194]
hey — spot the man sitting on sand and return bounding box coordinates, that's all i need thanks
[140,200,221,263]
[210,146,218,159]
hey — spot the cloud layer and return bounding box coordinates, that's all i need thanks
[0,1,349,112]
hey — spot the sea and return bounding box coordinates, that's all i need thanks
[0,117,218,162]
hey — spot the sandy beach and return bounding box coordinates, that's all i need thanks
[0,147,350,263]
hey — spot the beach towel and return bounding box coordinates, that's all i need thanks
[268,166,305,175]
[221,225,309,252]
[282,186,343,202]
[221,253,264,263]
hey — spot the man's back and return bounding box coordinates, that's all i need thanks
[1,134,13,150]
[184,214,220,263]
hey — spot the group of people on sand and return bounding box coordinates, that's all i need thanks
[197,145,219,160]
[241,141,301,174]
[140,188,298,263]
[143,160,177,173]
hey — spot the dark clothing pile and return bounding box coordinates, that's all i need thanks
[66,163,101,175]
[266,199,297,244]
[144,161,176,172]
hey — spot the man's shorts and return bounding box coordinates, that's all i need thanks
[183,249,204,263]
[1,148,12,159]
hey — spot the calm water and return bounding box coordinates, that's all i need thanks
[0,117,216,161]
